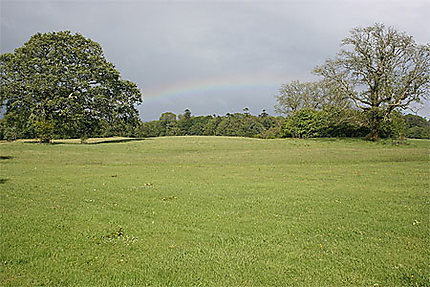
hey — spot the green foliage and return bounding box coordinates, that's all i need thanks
[215,113,264,137]
[0,31,142,142]
[407,126,430,139]
[33,119,54,143]
[284,108,365,139]
[319,107,368,138]
[379,111,406,139]
[281,108,329,138]
[203,116,222,135]
[99,108,427,141]
[135,109,284,139]
[135,121,160,138]
[177,109,193,135]
[158,112,179,136]
[186,116,213,136]
[4,126,18,141]
[404,114,430,139]
[280,107,428,140]
[257,125,283,139]
[1,137,429,286]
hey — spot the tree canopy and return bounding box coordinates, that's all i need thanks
[314,23,429,140]
[0,31,142,142]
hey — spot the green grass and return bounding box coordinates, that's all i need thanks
[1,136,429,286]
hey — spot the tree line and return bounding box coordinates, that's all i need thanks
[1,24,429,142]
[135,109,283,139]
[2,105,428,140]
[133,109,429,140]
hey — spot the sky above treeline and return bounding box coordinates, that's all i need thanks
[1,0,429,121]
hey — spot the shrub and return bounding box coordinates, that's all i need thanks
[404,114,430,139]
[281,108,329,138]
[379,111,406,139]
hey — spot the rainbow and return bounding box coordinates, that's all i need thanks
[143,73,294,102]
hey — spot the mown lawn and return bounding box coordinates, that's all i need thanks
[1,136,429,286]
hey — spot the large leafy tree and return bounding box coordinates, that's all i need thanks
[314,24,429,140]
[0,31,142,142]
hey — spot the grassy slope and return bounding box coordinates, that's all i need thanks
[1,137,429,286]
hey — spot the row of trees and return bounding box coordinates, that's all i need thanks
[135,109,284,139]
[134,108,428,140]
[2,103,427,140]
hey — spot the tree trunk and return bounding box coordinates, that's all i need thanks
[366,127,380,141]
[366,108,383,141]
[39,138,51,144]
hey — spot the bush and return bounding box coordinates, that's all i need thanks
[322,107,369,137]
[379,112,406,139]
[404,114,430,139]
[281,108,329,138]
[257,127,279,139]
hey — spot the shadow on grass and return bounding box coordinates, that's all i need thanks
[20,138,150,145]
[0,178,8,184]
[0,156,13,160]
[85,138,148,145]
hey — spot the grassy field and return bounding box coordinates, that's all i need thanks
[1,136,429,286]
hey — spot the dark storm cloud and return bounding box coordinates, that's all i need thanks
[1,0,429,120]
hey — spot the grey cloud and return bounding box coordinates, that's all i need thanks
[1,0,429,120]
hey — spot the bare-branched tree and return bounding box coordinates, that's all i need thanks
[314,23,429,140]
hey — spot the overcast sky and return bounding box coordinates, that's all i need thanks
[1,0,429,121]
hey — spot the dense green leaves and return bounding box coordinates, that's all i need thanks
[404,114,430,139]
[135,109,284,139]
[133,108,426,140]
[0,31,142,142]
[281,108,329,138]
[279,107,421,139]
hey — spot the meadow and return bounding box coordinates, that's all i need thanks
[0,136,429,286]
